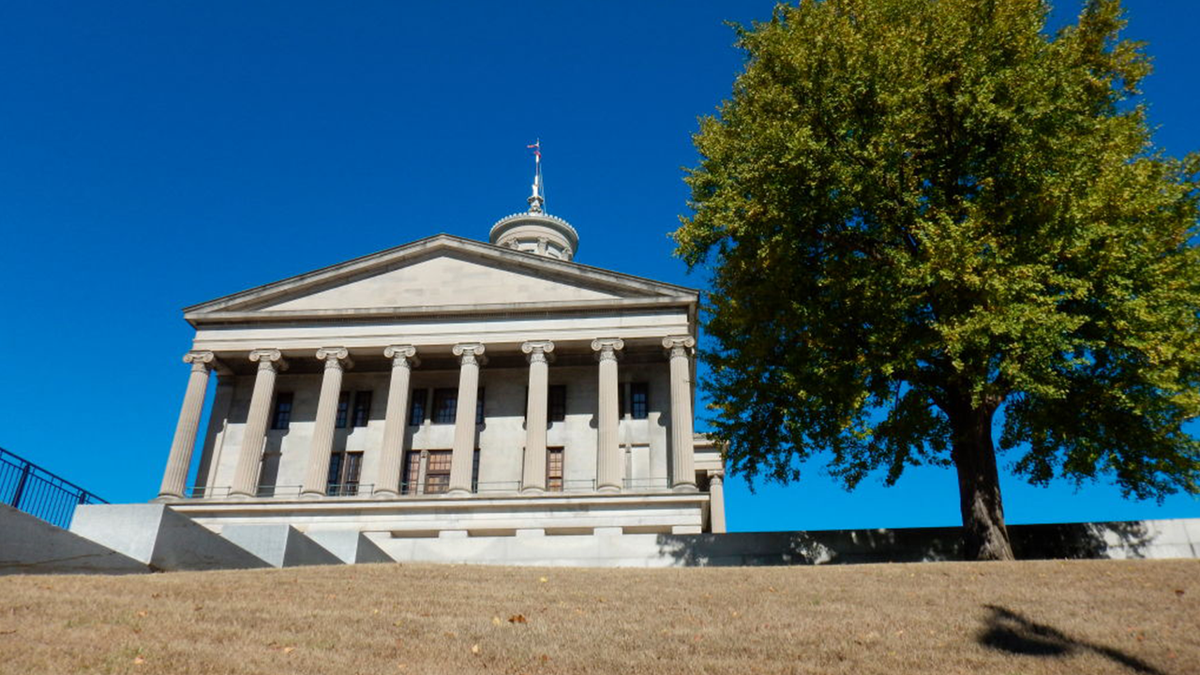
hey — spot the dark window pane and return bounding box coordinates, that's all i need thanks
[631,382,649,419]
[409,388,427,426]
[271,392,294,430]
[352,391,372,427]
[471,449,481,492]
[336,391,350,429]
[476,388,485,425]
[327,452,342,489]
[433,388,457,424]
[618,384,626,417]
[548,385,566,422]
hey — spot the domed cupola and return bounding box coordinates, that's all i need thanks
[489,141,579,261]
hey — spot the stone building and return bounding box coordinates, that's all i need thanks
[155,175,726,563]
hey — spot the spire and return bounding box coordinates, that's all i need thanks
[526,139,544,213]
[489,139,579,261]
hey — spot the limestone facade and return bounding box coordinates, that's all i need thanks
[160,224,725,544]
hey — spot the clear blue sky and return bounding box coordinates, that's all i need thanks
[1,1,1196,531]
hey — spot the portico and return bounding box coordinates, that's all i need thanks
[157,191,726,552]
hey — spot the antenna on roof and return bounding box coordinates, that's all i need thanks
[526,139,544,213]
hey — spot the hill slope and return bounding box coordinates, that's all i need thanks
[0,559,1196,674]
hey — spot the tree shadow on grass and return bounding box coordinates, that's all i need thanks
[979,605,1166,675]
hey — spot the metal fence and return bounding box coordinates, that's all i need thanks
[0,447,108,529]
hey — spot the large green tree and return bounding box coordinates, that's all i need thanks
[675,0,1200,560]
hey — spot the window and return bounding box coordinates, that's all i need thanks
[335,391,350,428]
[402,450,421,494]
[433,388,457,424]
[548,385,566,422]
[352,391,372,427]
[409,388,427,426]
[425,450,452,494]
[546,448,564,492]
[270,392,293,430]
[630,382,649,419]
[431,388,484,425]
[327,452,362,496]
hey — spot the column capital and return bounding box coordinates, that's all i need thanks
[384,344,420,368]
[249,349,288,372]
[182,350,215,373]
[591,338,625,361]
[521,340,555,363]
[662,335,696,359]
[452,342,486,366]
[316,347,353,370]
[707,471,724,483]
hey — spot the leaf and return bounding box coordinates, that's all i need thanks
[508,614,527,624]
[492,616,502,626]
[470,644,480,655]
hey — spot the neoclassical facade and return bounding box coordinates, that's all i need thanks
[158,193,725,559]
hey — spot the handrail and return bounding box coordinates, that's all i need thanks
[0,446,108,529]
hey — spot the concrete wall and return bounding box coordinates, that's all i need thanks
[655,519,1200,566]
[0,504,149,575]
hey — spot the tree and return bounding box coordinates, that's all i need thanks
[675,0,1200,560]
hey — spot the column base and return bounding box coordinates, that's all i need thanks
[151,494,183,503]
[596,484,621,494]
[445,488,472,497]
[298,491,325,501]
[520,486,545,496]
[671,483,699,493]
[372,490,400,499]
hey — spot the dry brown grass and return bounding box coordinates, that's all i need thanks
[0,559,1196,675]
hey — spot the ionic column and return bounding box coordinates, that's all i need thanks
[301,347,352,498]
[375,345,419,497]
[664,336,698,491]
[520,340,554,494]
[231,349,288,497]
[591,338,624,493]
[156,351,215,500]
[709,472,727,533]
[447,343,485,496]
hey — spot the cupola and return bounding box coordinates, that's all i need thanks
[488,141,579,261]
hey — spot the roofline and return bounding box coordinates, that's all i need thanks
[183,233,699,315]
[185,296,696,328]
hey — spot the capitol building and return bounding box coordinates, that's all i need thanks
[152,162,726,564]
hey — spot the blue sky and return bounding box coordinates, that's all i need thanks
[0,1,1196,532]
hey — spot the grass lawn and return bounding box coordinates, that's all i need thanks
[0,559,1196,674]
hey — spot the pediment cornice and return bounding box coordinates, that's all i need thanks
[183,234,697,326]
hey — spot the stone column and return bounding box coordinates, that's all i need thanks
[301,347,352,498]
[591,338,624,493]
[231,349,287,498]
[664,336,698,491]
[375,345,418,497]
[156,350,215,500]
[709,472,727,533]
[447,343,484,496]
[520,340,554,494]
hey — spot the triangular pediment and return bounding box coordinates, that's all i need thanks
[185,235,695,321]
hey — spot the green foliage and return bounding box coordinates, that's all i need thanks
[677,0,1200,501]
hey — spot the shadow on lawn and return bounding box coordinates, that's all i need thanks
[978,605,1165,675]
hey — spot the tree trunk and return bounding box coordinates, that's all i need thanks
[949,400,1015,561]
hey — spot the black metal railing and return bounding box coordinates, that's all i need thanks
[0,447,108,529]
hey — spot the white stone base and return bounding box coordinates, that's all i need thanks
[70,504,271,571]
[220,525,344,568]
[0,504,149,575]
